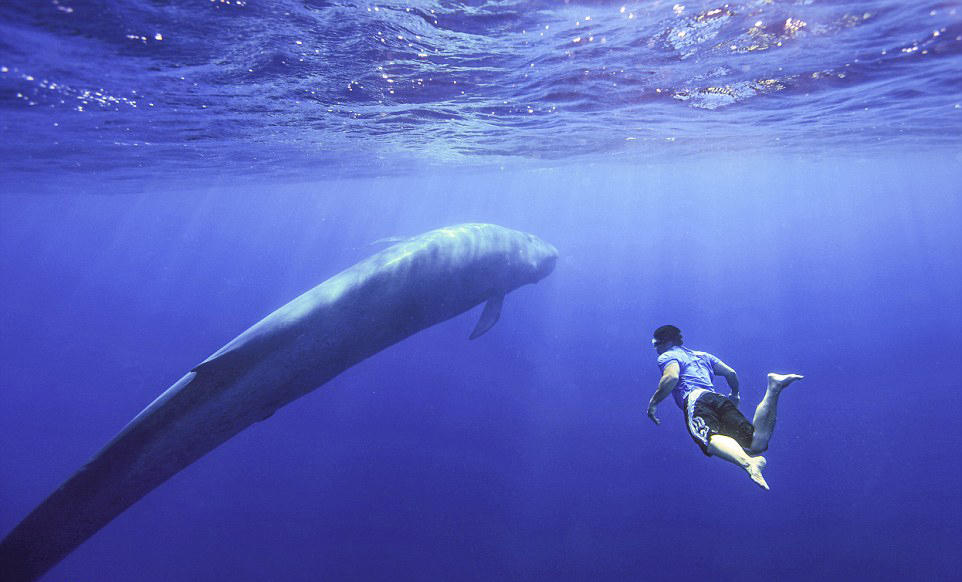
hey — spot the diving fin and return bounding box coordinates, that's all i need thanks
[469,291,505,339]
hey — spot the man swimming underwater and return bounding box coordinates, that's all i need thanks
[646,325,803,490]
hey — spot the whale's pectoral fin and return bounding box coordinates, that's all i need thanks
[469,291,505,340]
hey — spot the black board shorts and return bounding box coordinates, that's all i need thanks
[684,389,755,456]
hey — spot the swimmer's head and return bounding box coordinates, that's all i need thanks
[652,325,683,351]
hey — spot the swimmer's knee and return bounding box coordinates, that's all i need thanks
[747,443,767,455]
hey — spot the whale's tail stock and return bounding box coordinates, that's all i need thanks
[0,371,230,582]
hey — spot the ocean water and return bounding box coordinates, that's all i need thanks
[1,1,961,581]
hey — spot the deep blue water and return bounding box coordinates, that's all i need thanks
[2,1,962,581]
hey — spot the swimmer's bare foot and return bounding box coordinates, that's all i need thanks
[746,456,769,491]
[768,372,804,393]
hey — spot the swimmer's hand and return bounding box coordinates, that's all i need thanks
[647,403,661,425]
[728,392,740,408]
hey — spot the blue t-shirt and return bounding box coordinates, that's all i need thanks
[656,346,722,409]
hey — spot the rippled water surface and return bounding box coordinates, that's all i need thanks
[1,0,960,184]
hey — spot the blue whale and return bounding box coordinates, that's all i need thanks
[0,223,558,581]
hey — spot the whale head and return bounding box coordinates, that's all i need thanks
[465,226,557,339]
[523,232,558,284]
[448,224,558,293]
[488,227,557,293]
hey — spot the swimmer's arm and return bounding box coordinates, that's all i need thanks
[647,361,679,425]
[713,359,740,405]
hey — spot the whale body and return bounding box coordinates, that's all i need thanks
[0,223,558,581]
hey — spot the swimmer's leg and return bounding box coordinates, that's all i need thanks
[707,434,769,490]
[748,373,804,454]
